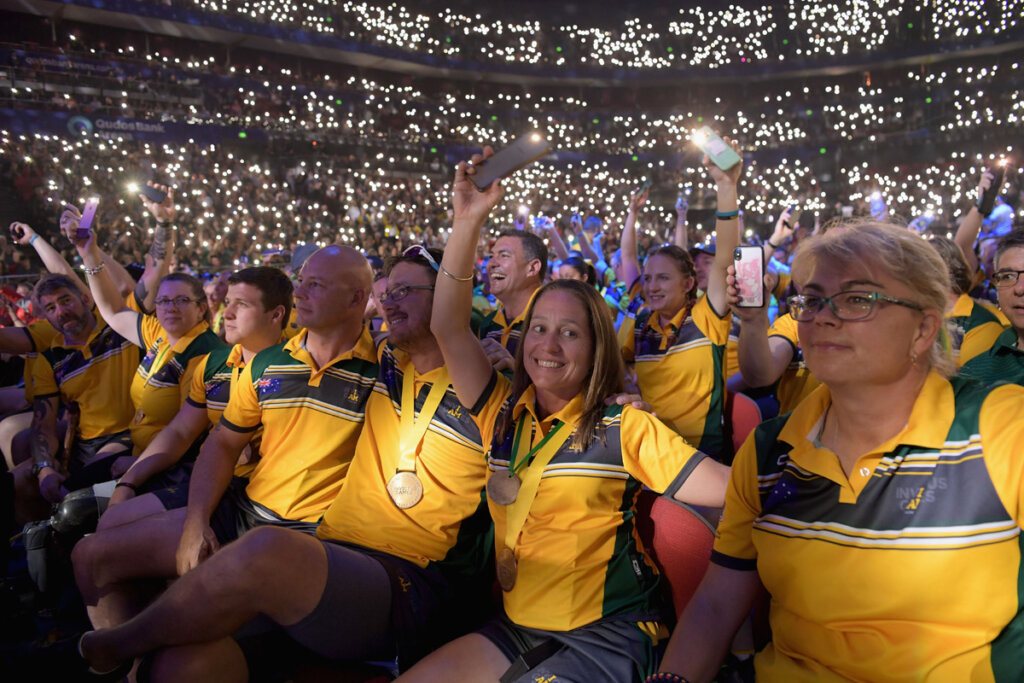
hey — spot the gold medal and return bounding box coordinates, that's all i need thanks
[486,472,521,505]
[386,471,423,509]
[496,547,517,591]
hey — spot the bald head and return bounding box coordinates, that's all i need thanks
[294,245,372,333]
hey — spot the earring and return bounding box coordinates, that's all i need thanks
[910,352,919,365]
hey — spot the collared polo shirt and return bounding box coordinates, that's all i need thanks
[621,294,732,459]
[220,327,378,522]
[32,316,138,441]
[947,292,1004,367]
[130,316,225,453]
[767,312,821,414]
[714,372,1024,681]
[960,326,1024,386]
[318,343,503,576]
[481,384,707,632]
[23,319,60,401]
[478,288,539,356]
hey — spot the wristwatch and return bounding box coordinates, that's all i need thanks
[31,460,55,478]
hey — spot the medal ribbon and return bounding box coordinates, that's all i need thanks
[501,413,575,551]
[397,360,451,474]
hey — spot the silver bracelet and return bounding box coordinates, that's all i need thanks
[82,262,106,275]
[440,264,473,282]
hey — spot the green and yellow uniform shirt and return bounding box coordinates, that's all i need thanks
[960,326,1024,386]
[220,327,378,523]
[947,293,1004,367]
[767,312,821,415]
[130,316,224,454]
[186,344,261,477]
[477,289,539,356]
[974,297,1010,326]
[482,383,707,632]
[31,317,138,443]
[714,373,1024,682]
[621,295,732,459]
[317,343,501,577]
[23,319,59,402]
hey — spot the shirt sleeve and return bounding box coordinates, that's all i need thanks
[138,314,163,349]
[186,354,210,409]
[619,406,705,495]
[693,294,733,345]
[468,371,513,448]
[30,354,59,400]
[710,433,763,571]
[959,321,1004,367]
[219,361,261,433]
[619,316,637,362]
[979,383,1024,525]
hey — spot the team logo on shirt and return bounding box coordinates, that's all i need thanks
[447,405,463,419]
[897,478,947,515]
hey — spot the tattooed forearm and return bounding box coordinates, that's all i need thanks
[149,224,171,261]
[30,399,54,464]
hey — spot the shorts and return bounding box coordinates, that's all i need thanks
[208,477,317,545]
[146,461,196,510]
[478,613,664,683]
[69,430,133,470]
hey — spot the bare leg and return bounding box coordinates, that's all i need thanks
[97,492,168,532]
[0,410,31,470]
[12,459,52,526]
[80,525,329,673]
[395,633,510,683]
[72,507,187,629]
[148,638,248,683]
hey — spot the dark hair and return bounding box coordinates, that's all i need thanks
[227,266,294,330]
[383,246,444,282]
[160,272,210,323]
[645,245,698,301]
[34,274,85,306]
[497,279,624,452]
[995,229,1024,269]
[496,229,549,272]
[926,236,971,295]
[558,256,600,290]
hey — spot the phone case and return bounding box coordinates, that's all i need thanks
[141,185,167,204]
[78,199,99,238]
[979,165,1005,217]
[734,246,765,308]
[470,133,552,191]
[696,126,742,170]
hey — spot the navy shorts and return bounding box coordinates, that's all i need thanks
[208,477,317,545]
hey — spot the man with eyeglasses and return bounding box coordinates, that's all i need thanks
[79,245,501,680]
[961,230,1024,385]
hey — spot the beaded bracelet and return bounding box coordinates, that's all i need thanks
[82,262,106,275]
[716,209,739,220]
[644,673,690,683]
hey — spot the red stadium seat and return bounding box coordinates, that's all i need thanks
[635,489,716,618]
[726,391,763,454]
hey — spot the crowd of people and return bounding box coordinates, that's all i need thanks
[1,2,1024,683]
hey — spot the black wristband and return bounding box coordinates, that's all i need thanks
[115,481,139,492]
[156,219,173,227]
[767,239,780,249]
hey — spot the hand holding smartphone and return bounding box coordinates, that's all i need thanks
[469,132,551,191]
[734,246,765,308]
[77,197,100,240]
[978,160,1007,217]
[140,184,167,204]
[694,126,742,171]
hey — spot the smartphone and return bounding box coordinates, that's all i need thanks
[78,197,99,239]
[469,132,551,191]
[734,246,765,308]
[140,184,167,204]
[694,126,742,170]
[978,161,1006,217]
[787,204,802,227]
[638,179,652,193]
[9,223,24,240]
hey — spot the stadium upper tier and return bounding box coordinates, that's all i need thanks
[14,0,1024,84]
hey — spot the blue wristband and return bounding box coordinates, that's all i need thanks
[716,209,740,219]
[29,234,39,245]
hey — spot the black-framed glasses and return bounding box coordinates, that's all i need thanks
[787,290,924,322]
[380,284,434,305]
[154,296,201,309]
[992,269,1024,289]
[402,245,440,272]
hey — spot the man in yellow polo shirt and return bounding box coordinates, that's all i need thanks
[80,246,501,679]
[479,230,547,356]
[12,274,139,524]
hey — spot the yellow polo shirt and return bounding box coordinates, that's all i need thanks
[621,295,732,459]
[481,384,706,631]
[31,317,138,441]
[318,344,503,576]
[767,312,821,415]
[23,319,59,402]
[220,327,378,522]
[714,373,1024,682]
[479,288,539,356]
[130,316,225,454]
[947,293,1004,367]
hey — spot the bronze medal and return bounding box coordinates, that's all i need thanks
[486,472,521,505]
[386,471,423,509]
[496,547,517,591]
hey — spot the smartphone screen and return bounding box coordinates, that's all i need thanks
[78,197,100,239]
[694,126,742,170]
[469,133,551,191]
[734,246,765,308]
[140,184,167,204]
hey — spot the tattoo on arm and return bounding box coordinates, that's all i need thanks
[134,279,150,313]
[149,224,170,262]
[30,399,53,464]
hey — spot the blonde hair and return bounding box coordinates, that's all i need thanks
[791,220,955,378]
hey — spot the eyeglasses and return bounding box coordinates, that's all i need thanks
[154,296,201,309]
[787,290,924,322]
[402,245,440,272]
[992,269,1024,289]
[379,284,434,305]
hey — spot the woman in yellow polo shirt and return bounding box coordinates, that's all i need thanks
[619,144,743,461]
[397,149,730,683]
[657,222,1024,683]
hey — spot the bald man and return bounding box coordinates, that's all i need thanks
[73,247,380,630]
